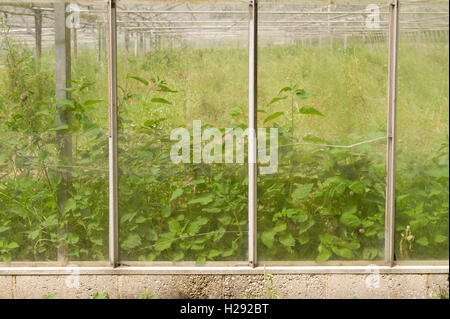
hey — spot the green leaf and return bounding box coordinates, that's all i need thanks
[299,106,324,116]
[36,110,51,116]
[57,98,75,108]
[264,112,284,123]
[147,229,158,242]
[416,237,429,246]
[261,230,275,248]
[297,234,310,245]
[84,99,103,107]
[218,215,232,225]
[362,247,378,260]
[293,183,314,200]
[122,234,141,250]
[168,219,181,234]
[92,292,109,299]
[158,85,178,93]
[187,195,213,206]
[279,233,295,247]
[91,237,103,246]
[293,210,308,223]
[349,181,365,195]
[340,212,361,228]
[278,86,292,94]
[144,118,166,129]
[0,226,10,233]
[154,237,173,252]
[295,89,313,99]
[151,98,172,105]
[426,167,449,179]
[41,215,58,228]
[128,75,149,86]
[61,88,76,93]
[298,220,315,235]
[172,251,184,262]
[187,217,208,235]
[202,208,221,214]
[208,249,221,259]
[332,247,353,259]
[7,242,19,250]
[302,134,328,144]
[64,198,76,213]
[434,235,447,243]
[66,233,79,244]
[128,93,142,100]
[162,206,171,218]
[170,188,183,201]
[196,256,207,265]
[80,82,94,92]
[273,222,287,233]
[121,212,137,224]
[316,247,332,262]
[269,96,287,105]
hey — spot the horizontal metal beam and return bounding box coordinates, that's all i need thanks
[0,265,447,275]
[80,10,450,15]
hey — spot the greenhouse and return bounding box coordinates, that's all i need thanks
[0,0,448,299]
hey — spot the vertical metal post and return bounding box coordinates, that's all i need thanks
[107,0,119,268]
[72,27,78,60]
[54,3,72,264]
[385,0,399,267]
[328,4,332,49]
[97,21,102,62]
[34,9,42,59]
[125,29,130,54]
[142,32,146,54]
[248,0,258,268]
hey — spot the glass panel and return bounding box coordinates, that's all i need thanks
[395,1,449,260]
[0,1,108,263]
[257,0,388,263]
[117,0,248,263]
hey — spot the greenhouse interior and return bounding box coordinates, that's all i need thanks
[0,0,448,300]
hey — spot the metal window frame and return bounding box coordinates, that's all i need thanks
[385,0,399,268]
[108,0,119,268]
[248,0,258,269]
[1,0,448,276]
[0,265,447,275]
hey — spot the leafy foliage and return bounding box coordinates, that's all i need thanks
[0,29,447,264]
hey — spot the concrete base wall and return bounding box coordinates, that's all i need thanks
[1,274,448,299]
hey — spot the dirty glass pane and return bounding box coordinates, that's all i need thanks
[395,1,449,261]
[0,1,109,263]
[117,0,248,263]
[257,0,388,263]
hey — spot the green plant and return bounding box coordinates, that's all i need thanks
[263,270,280,299]
[91,292,109,299]
[139,289,158,299]
[429,285,449,299]
[41,292,57,299]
